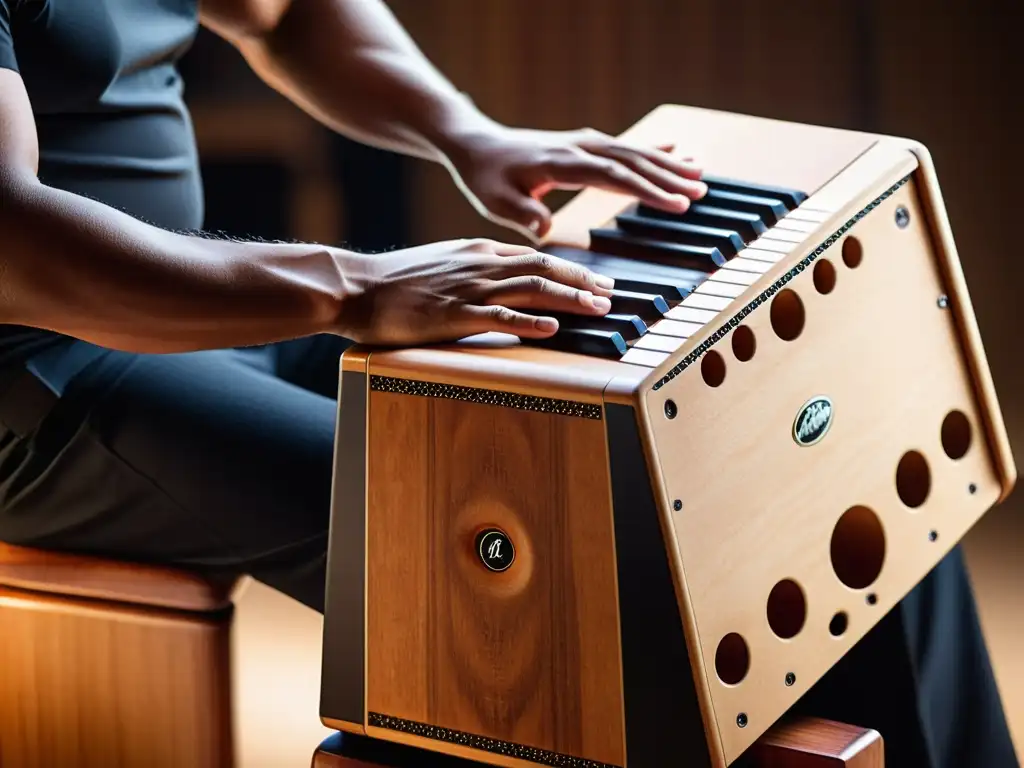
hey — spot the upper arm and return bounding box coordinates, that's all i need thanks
[0,2,39,181]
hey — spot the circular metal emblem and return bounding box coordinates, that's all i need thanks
[793,396,834,447]
[476,528,515,573]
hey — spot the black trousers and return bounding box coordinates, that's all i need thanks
[0,337,1017,768]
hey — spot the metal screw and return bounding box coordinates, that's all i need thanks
[895,206,911,228]
[673,499,683,511]
[737,713,748,728]
[929,530,938,542]
[937,295,949,309]
[785,672,796,686]
[969,483,977,494]
[664,399,678,419]
[866,593,878,606]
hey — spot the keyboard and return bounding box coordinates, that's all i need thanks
[529,173,819,366]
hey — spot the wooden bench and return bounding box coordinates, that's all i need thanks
[310,717,884,768]
[0,542,240,768]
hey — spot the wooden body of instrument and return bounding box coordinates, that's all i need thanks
[318,104,1016,768]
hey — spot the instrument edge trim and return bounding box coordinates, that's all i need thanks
[369,375,603,420]
[367,713,622,768]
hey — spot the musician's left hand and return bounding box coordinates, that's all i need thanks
[445,126,707,241]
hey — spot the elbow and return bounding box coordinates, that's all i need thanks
[0,162,40,203]
[0,169,43,326]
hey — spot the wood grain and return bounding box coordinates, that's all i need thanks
[0,587,234,768]
[0,541,237,613]
[644,176,1003,762]
[753,717,884,768]
[381,0,868,246]
[364,390,624,767]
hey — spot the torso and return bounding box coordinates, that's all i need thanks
[1,0,203,364]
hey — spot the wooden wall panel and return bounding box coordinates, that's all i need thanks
[385,0,865,244]
[872,0,1023,425]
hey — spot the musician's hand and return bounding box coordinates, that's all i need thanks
[336,238,615,346]
[445,126,706,241]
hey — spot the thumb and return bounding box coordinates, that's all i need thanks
[486,190,553,243]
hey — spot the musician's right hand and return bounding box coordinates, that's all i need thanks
[334,238,615,346]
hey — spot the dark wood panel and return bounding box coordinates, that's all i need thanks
[364,391,624,766]
[385,0,864,244]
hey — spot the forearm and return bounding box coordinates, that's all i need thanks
[221,0,496,162]
[0,173,349,353]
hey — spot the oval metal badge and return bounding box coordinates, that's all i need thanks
[793,396,834,447]
[476,528,515,573]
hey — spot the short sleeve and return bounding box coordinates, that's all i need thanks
[0,2,18,73]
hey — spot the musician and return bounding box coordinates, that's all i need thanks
[0,1,1015,766]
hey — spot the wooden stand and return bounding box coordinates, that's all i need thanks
[310,718,883,768]
[0,542,239,768]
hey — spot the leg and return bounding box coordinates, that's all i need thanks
[791,546,1018,767]
[0,337,349,612]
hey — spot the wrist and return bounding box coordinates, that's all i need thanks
[419,90,506,165]
[327,248,377,340]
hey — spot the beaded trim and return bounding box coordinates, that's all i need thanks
[368,713,621,768]
[370,375,603,420]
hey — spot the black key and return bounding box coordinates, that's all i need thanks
[609,289,669,325]
[590,228,726,272]
[635,203,766,242]
[701,174,807,210]
[550,312,647,341]
[590,273,690,305]
[701,189,788,226]
[540,246,702,303]
[526,328,627,359]
[616,213,745,258]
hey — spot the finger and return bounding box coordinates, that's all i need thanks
[588,140,704,183]
[453,303,561,340]
[497,252,615,296]
[544,156,692,213]
[586,145,708,200]
[483,189,553,243]
[484,276,613,315]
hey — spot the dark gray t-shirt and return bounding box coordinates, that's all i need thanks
[0,0,204,365]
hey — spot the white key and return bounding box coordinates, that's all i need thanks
[682,293,733,311]
[667,305,719,324]
[696,281,746,299]
[621,348,668,367]
[634,333,686,352]
[709,268,759,286]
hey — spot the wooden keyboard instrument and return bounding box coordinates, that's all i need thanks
[318,104,1017,768]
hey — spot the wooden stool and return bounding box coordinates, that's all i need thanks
[0,542,240,768]
[310,718,883,768]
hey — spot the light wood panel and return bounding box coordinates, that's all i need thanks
[645,177,1003,762]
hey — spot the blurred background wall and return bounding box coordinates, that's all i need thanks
[176,1,1022,764]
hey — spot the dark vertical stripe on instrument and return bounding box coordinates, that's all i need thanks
[320,370,368,726]
[605,404,713,768]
